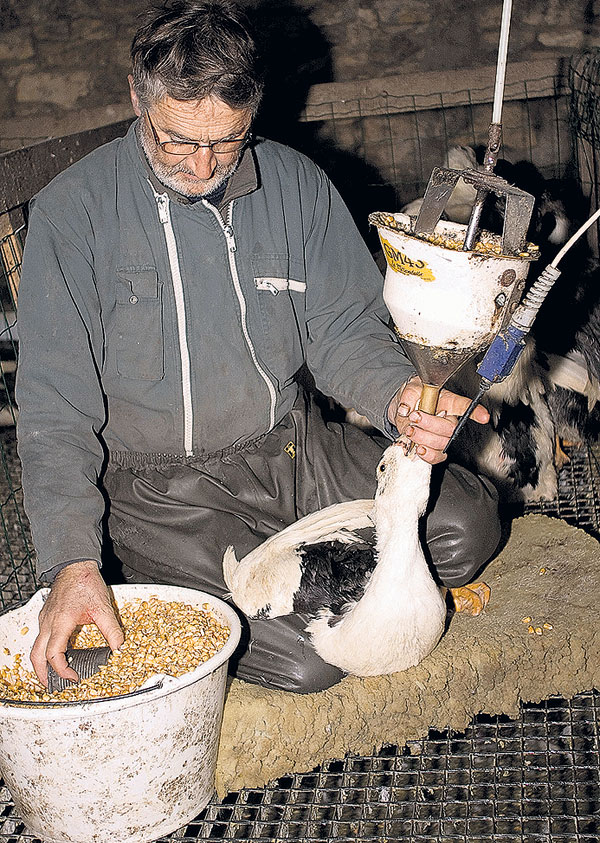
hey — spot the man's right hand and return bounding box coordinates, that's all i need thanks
[30,560,125,687]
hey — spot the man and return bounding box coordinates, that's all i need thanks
[16,0,499,694]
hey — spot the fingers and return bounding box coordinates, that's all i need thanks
[95,605,125,653]
[438,389,490,424]
[395,376,423,418]
[390,379,491,464]
[30,632,51,686]
[389,376,425,438]
[31,627,79,685]
[405,410,455,448]
[46,653,80,685]
[29,560,123,688]
[31,611,80,686]
[399,408,453,464]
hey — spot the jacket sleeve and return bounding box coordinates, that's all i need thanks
[15,201,107,580]
[303,168,415,433]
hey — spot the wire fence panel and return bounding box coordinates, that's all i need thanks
[0,224,35,612]
[298,76,572,214]
[570,48,600,254]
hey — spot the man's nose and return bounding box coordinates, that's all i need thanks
[186,145,217,179]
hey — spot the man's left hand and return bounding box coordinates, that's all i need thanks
[388,376,490,465]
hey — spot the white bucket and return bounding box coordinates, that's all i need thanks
[0,584,241,843]
[371,212,538,351]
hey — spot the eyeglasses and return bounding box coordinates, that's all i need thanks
[145,111,252,157]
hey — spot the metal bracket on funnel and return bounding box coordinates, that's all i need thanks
[414,167,536,256]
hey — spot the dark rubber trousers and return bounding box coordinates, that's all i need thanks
[104,391,501,694]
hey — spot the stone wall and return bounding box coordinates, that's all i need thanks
[0,0,598,152]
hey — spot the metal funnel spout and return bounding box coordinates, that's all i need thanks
[399,336,481,389]
[398,337,481,414]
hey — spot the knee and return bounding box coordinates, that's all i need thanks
[235,644,345,694]
[272,650,345,694]
[426,464,501,588]
[230,614,345,693]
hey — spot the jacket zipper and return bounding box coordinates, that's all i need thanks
[203,201,277,430]
[155,193,194,456]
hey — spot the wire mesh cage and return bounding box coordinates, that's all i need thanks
[0,223,35,612]
[0,59,599,842]
[160,690,600,843]
[302,75,573,214]
[569,48,600,255]
[1,687,599,841]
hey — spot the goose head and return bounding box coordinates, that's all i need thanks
[375,436,433,520]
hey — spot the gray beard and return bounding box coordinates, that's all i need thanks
[138,120,240,199]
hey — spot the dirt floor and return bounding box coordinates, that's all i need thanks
[215,513,600,796]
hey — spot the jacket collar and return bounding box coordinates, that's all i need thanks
[133,118,259,211]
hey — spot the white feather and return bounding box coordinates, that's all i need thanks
[224,440,446,676]
[307,442,446,676]
[443,145,480,224]
[223,498,375,618]
[400,198,424,216]
[545,350,600,411]
[401,146,481,225]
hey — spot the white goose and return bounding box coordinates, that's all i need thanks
[223,437,447,676]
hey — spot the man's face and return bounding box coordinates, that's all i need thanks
[130,82,252,199]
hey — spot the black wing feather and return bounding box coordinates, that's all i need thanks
[292,539,376,617]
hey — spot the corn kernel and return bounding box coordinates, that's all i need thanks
[527,626,535,634]
[543,623,553,630]
[0,597,230,704]
[535,627,543,635]
[521,617,531,624]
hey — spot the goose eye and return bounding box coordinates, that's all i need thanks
[379,463,386,472]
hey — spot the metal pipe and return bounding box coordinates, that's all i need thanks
[463,0,512,251]
[492,0,513,124]
[463,122,503,250]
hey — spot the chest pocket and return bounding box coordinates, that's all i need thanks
[251,256,306,387]
[115,268,164,380]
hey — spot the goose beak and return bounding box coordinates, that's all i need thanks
[393,434,417,457]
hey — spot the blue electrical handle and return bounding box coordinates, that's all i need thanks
[442,324,528,454]
[476,322,529,384]
[443,262,562,454]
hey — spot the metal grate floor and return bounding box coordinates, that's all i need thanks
[1,691,599,842]
[0,442,599,842]
[165,693,600,842]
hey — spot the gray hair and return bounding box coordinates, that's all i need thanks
[131,0,264,114]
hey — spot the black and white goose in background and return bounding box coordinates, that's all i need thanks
[224,437,484,677]
[542,300,600,449]
[530,247,600,453]
[464,152,600,472]
[445,339,560,503]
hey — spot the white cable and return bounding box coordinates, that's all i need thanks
[551,206,600,268]
[492,0,513,124]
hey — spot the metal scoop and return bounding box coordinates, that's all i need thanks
[47,646,112,693]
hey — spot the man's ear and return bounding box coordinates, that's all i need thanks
[128,75,142,117]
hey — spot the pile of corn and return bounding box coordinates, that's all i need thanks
[368,211,539,259]
[0,597,230,704]
[522,616,554,636]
